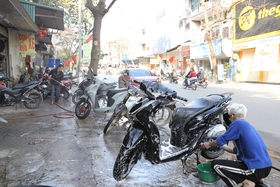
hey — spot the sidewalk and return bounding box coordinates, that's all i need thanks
[208,81,280,95]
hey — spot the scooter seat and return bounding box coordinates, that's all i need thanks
[171,95,222,125]
[1,87,22,95]
[184,95,219,113]
[98,83,116,92]
[12,80,39,89]
[106,88,127,98]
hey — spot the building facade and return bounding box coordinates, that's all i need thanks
[233,0,280,83]
[0,0,64,81]
[136,0,280,83]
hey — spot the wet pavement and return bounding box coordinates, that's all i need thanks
[0,83,279,187]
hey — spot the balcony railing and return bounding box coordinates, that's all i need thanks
[191,1,214,19]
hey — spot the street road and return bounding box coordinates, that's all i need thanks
[0,75,279,187]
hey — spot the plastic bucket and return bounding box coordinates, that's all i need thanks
[197,162,219,183]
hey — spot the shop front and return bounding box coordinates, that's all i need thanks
[0,0,39,78]
[233,0,280,83]
[190,39,231,81]
[151,35,184,73]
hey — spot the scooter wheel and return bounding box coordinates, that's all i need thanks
[24,90,43,109]
[202,83,208,89]
[113,129,146,181]
[104,103,128,135]
[154,106,173,127]
[191,84,197,90]
[71,93,81,104]
[62,90,70,99]
[75,100,91,119]
[182,82,186,89]
[103,112,123,135]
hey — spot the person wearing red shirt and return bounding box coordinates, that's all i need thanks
[184,68,197,87]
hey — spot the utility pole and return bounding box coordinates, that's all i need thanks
[77,0,82,78]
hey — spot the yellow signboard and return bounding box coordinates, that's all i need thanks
[19,33,36,58]
[234,0,280,43]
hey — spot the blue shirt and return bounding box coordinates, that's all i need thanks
[216,119,272,169]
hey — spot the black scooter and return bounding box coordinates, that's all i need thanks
[112,80,233,181]
[103,80,178,134]
[0,75,43,109]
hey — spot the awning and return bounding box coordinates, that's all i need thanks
[0,0,39,33]
[35,3,64,30]
[19,0,64,31]
[166,45,181,53]
[35,34,52,45]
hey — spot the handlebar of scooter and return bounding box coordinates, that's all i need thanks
[175,95,188,102]
[133,79,141,84]
[134,80,184,101]
[123,79,146,96]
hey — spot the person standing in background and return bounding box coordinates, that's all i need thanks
[48,64,64,105]
[229,57,236,81]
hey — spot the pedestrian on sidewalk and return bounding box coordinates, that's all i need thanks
[201,103,272,187]
[48,64,64,105]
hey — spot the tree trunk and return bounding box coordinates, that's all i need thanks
[89,14,103,75]
[205,31,218,82]
[86,0,118,76]
[201,0,218,82]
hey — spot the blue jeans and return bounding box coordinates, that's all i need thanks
[184,79,188,87]
[51,84,61,102]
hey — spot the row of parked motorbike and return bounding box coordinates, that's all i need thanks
[71,71,234,181]
[0,72,77,110]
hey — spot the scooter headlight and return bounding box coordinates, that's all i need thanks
[128,89,137,96]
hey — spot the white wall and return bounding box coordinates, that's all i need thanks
[267,46,280,83]
[240,49,259,81]
[8,29,22,80]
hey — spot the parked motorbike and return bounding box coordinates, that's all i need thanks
[182,78,198,90]
[161,72,169,81]
[103,80,178,134]
[169,75,178,84]
[75,75,126,119]
[72,75,116,104]
[60,77,72,99]
[64,72,78,87]
[0,75,43,109]
[112,80,233,181]
[40,74,72,100]
[197,77,208,89]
